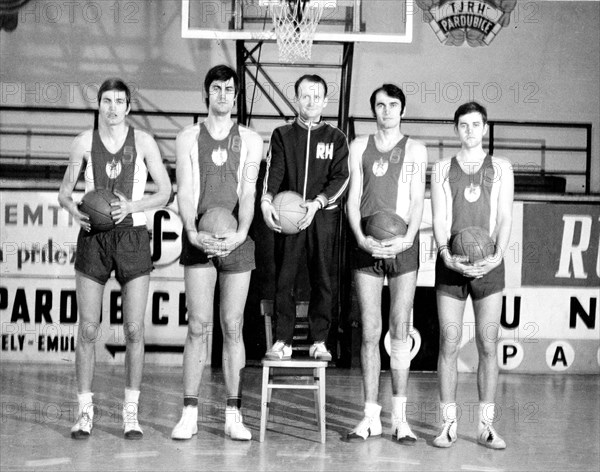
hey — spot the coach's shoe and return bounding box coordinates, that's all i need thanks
[391,413,417,444]
[309,342,332,361]
[224,406,252,441]
[71,412,93,439]
[477,422,506,450]
[265,341,292,360]
[171,406,199,440]
[433,419,457,448]
[346,415,383,441]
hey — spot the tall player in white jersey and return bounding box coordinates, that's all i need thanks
[58,78,171,439]
[431,102,514,449]
[346,84,428,442]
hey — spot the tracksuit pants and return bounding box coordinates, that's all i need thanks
[274,208,340,345]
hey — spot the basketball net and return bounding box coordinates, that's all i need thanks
[269,0,325,64]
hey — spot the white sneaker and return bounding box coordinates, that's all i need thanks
[123,405,143,440]
[265,341,292,360]
[171,406,199,440]
[71,412,93,439]
[346,416,382,441]
[433,419,457,448]
[224,407,251,441]
[477,422,506,449]
[391,413,417,444]
[309,342,332,361]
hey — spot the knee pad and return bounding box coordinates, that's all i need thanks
[390,338,411,370]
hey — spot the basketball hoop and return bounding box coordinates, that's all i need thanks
[263,0,329,63]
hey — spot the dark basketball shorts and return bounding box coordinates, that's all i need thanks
[352,233,420,278]
[435,256,505,301]
[75,226,153,285]
[180,231,255,273]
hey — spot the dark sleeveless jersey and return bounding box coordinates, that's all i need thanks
[360,134,411,220]
[195,123,243,215]
[88,126,147,227]
[448,154,496,235]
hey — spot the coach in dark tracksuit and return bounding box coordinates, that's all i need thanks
[261,74,349,361]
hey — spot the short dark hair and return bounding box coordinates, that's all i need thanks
[453,101,488,126]
[97,78,131,106]
[204,64,239,107]
[369,84,406,116]
[294,74,328,98]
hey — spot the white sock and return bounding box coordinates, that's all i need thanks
[392,396,408,422]
[364,402,381,419]
[225,405,242,424]
[182,405,199,420]
[441,402,457,423]
[77,392,94,419]
[479,402,495,425]
[123,388,140,421]
[124,388,140,403]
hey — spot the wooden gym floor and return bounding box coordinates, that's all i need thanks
[1,363,598,472]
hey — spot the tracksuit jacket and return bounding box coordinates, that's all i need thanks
[262,118,349,345]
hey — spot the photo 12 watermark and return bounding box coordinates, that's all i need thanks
[18,1,141,25]
[1,81,140,106]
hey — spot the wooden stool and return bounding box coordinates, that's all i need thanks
[259,358,328,443]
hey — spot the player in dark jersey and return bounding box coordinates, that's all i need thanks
[171,65,263,441]
[261,74,349,362]
[431,102,514,449]
[346,84,428,442]
[58,78,171,440]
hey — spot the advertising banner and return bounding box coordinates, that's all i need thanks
[1,192,598,372]
[521,203,600,287]
[458,288,599,374]
[1,191,190,364]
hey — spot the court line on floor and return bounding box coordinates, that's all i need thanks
[374,458,421,466]
[191,450,250,456]
[276,452,331,460]
[461,465,504,472]
[114,451,161,459]
[25,458,71,467]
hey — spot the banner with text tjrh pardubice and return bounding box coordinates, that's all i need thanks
[1,192,599,372]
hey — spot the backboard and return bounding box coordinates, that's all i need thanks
[181,0,413,43]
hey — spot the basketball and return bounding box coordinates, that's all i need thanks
[451,226,496,263]
[197,207,237,235]
[363,210,408,241]
[272,191,307,235]
[79,189,118,231]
